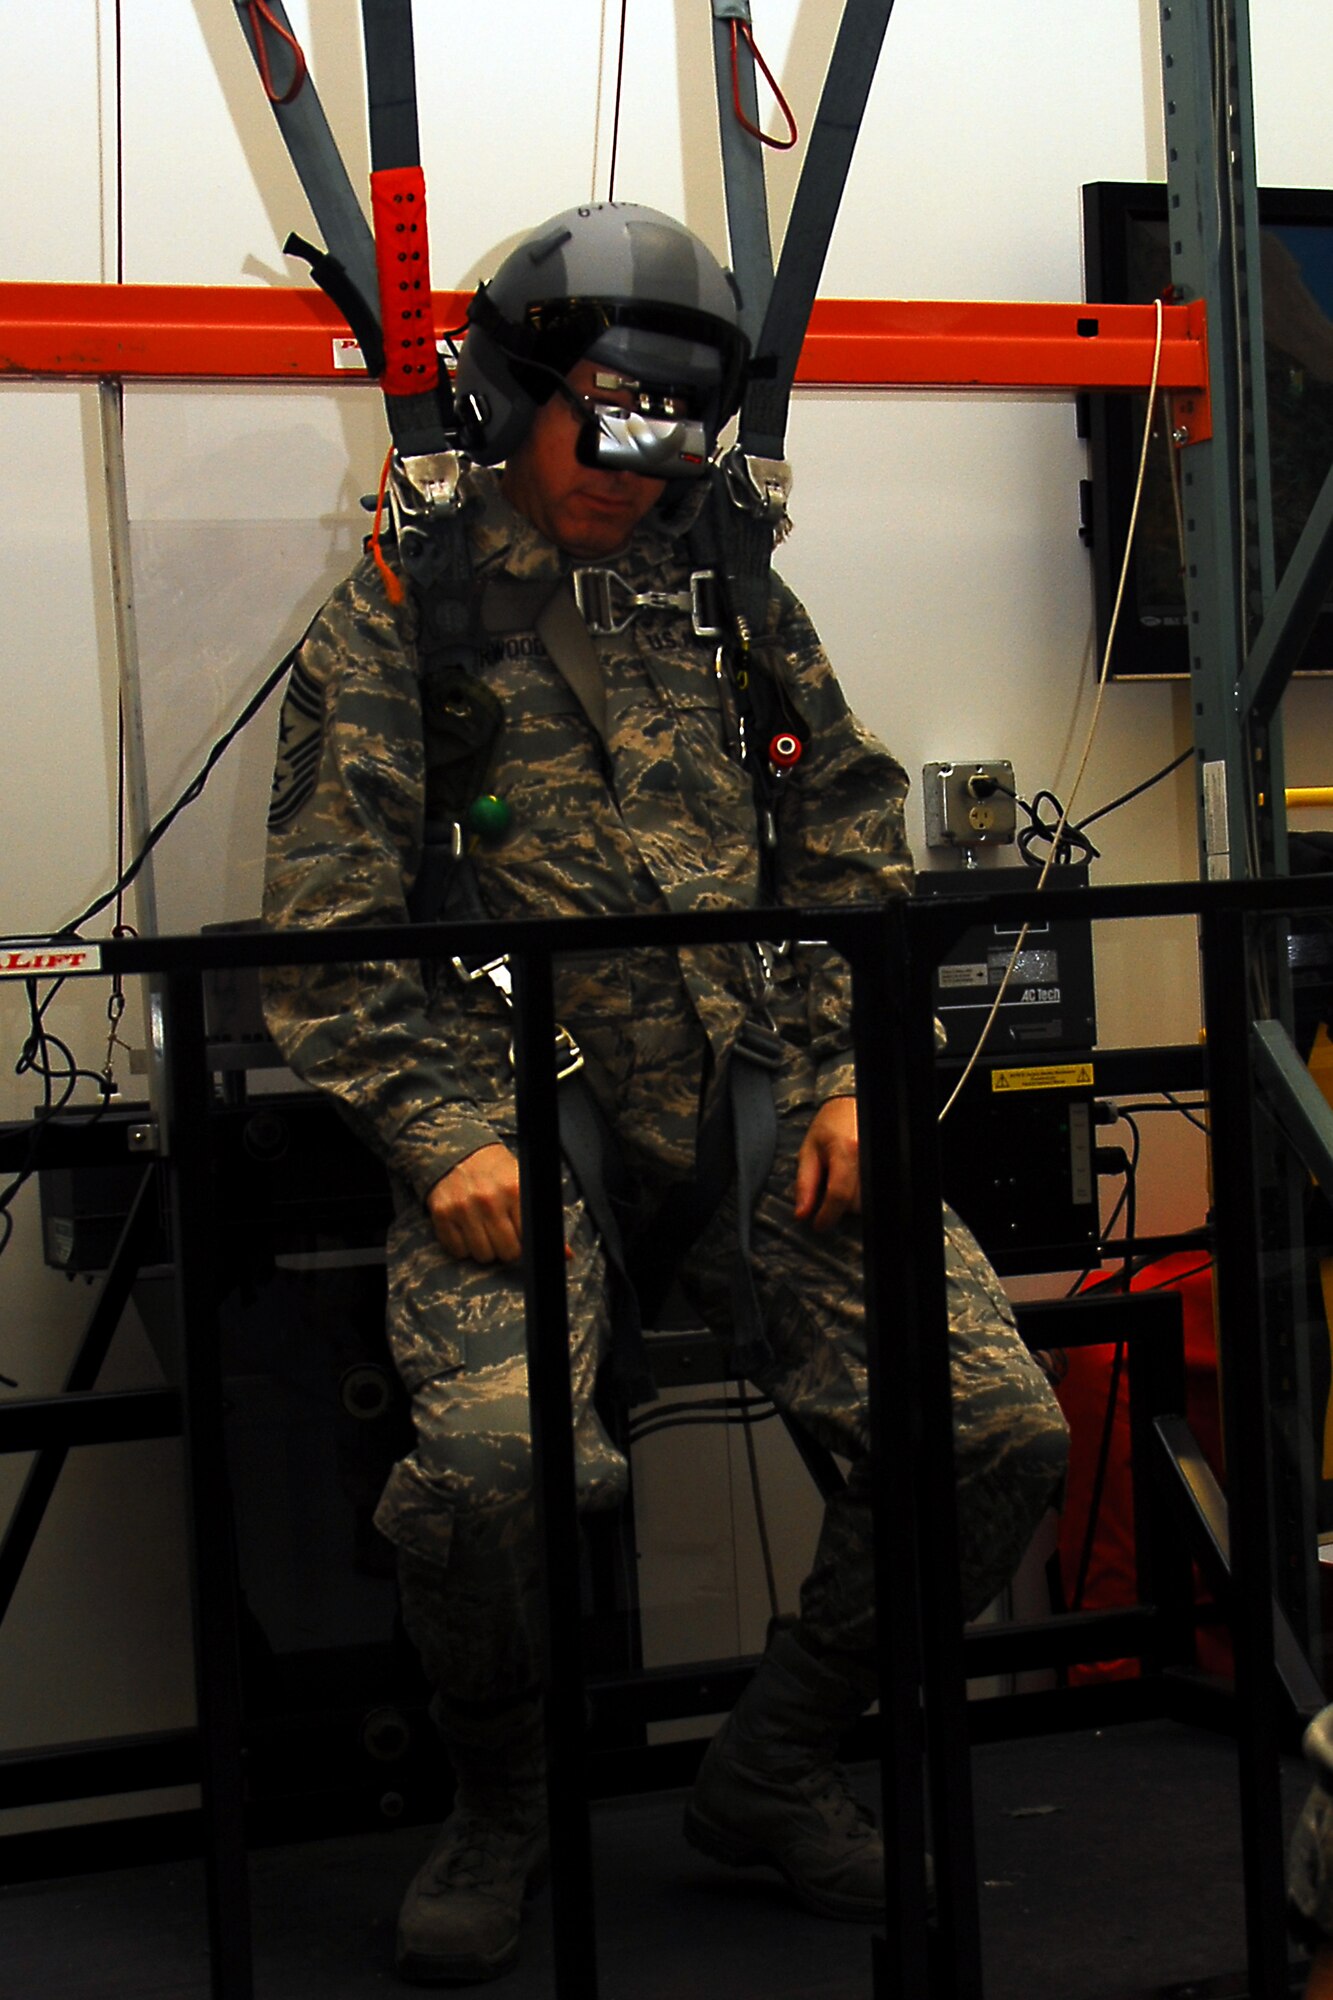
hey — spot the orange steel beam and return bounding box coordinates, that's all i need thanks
[0,283,1211,435]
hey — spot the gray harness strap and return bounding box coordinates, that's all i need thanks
[726,1039,781,1375]
[535,585,609,745]
[478,576,561,633]
[480,575,608,741]
[476,566,782,1382]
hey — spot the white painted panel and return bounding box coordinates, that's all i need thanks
[0,0,109,280]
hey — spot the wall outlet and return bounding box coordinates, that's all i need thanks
[922,760,1017,849]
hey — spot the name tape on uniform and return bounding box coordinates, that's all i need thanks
[0,941,104,979]
[990,1062,1095,1094]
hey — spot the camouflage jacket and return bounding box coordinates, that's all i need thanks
[262,465,913,1202]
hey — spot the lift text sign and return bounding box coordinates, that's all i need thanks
[0,942,103,978]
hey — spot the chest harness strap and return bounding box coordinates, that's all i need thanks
[439,867,657,1407]
[471,574,784,1386]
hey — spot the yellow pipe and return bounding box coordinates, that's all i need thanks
[1286,788,1333,809]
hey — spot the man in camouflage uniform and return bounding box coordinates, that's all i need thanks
[263,203,1068,1985]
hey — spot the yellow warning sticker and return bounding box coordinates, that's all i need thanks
[991,1063,1095,1093]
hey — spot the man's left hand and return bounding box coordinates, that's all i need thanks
[793,1095,860,1233]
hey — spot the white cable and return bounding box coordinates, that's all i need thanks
[938,298,1167,1123]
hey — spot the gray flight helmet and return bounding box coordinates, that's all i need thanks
[454,202,748,469]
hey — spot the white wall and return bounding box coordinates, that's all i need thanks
[2,0,1331,1815]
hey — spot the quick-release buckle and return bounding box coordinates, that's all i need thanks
[572,565,723,639]
[507,1022,585,1083]
[549,1024,585,1082]
[390,450,465,522]
[388,450,467,564]
[753,938,790,989]
[450,954,584,1082]
[450,952,513,1000]
[719,444,793,534]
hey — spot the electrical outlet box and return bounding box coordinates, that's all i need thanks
[922,760,1017,849]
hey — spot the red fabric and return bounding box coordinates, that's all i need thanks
[1054,1253,1231,1682]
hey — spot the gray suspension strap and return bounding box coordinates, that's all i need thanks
[708,0,897,638]
[536,586,609,744]
[233,0,381,338]
[482,571,784,1378]
[724,1027,782,1375]
[710,1,777,352]
[556,1084,658,1408]
[740,0,897,463]
[623,1021,780,1380]
[429,842,658,1403]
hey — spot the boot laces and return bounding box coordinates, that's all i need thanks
[804,1761,877,1844]
[426,1798,544,1898]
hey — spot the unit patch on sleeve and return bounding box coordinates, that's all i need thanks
[268,658,326,829]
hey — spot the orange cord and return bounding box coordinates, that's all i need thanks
[247,0,307,106]
[371,446,405,605]
[730,20,798,150]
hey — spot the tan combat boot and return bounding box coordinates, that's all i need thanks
[396,1693,547,1985]
[683,1622,884,1920]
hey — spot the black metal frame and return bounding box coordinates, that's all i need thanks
[3,871,1332,1994]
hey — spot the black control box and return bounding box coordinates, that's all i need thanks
[918,866,1100,1274]
[917,863,1096,1057]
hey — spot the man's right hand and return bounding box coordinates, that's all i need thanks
[426,1144,523,1264]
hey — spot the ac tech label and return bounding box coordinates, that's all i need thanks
[0,941,103,978]
[991,1062,1094,1093]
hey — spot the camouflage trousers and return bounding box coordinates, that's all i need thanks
[378,1045,1069,1706]
[1289,1709,1333,1944]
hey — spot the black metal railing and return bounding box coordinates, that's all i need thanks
[4,872,1333,1996]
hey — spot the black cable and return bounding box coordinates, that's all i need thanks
[1,982,113,1270]
[1163,1090,1211,1136]
[1091,1231,1212,1297]
[1140,1257,1213,1291]
[1,639,299,1274]
[63,643,297,937]
[1015,750,1195,870]
[737,1376,779,1622]
[1064,1174,1131,1298]
[1119,1113,1141,1285]
[627,1387,775,1429]
[628,1403,781,1447]
[1076,749,1194,834]
[1016,789,1099,869]
[1115,1094,1211,1136]
[607,0,629,202]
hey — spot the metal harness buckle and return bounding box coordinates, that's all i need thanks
[388,450,466,562]
[450,955,584,1081]
[389,449,465,522]
[719,444,793,535]
[548,1025,585,1082]
[572,565,723,639]
[450,952,512,1000]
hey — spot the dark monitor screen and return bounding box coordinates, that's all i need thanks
[1081,180,1333,681]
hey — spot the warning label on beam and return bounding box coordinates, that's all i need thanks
[990,1062,1095,1093]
